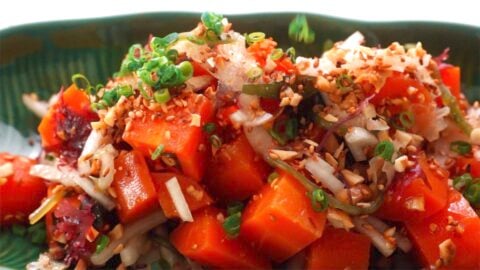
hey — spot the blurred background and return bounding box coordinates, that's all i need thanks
[1,0,479,30]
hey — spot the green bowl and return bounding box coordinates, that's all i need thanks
[0,12,479,269]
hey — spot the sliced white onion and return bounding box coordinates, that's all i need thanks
[339,31,365,50]
[90,211,166,266]
[244,126,275,158]
[366,118,390,131]
[244,112,273,127]
[22,93,49,118]
[305,155,344,194]
[30,164,115,210]
[78,129,107,175]
[186,75,214,92]
[165,177,193,222]
[344,127,378,161]
[366,216,412,253]
[230,110,248,125]
[120,233,148,266]
[353,216,396,257]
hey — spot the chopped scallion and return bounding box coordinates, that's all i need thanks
[151,144,165,161]
[270,48,284,60]
[201,12,224,36]
[335,74,354,93]
[286,47,296,61]
[246,32,266,45]
[374,141,394,161]
[71,73,92,92]
[310,189,328,212]
[450,141,472,156]
[288,15,315,44]
[95,235,110,254]
[464,183,480,206]
[285,118,298,140]
[246,66,263,80]
[223,212,241,237]
[203,122,216,134]
[453,173,473,191]
[154,88,171,104]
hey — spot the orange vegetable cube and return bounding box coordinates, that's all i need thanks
[240,171,326,262]
[170,207,271,269]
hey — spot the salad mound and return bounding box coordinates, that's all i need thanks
[1,12,479,270]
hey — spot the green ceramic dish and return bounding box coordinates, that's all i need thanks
[0,12,479,269]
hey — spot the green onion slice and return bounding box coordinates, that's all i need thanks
[464,183,480,206]
[310,189,328,212]
[374,141,395,161]
[336,74,354,93]
[203,122,216,134]
[450,141,472,156]
[96,235,110,254]
[154,88,171,104]
[223,212,241,238]
[246,32,266,45]
[151,144,165,161]
[270,48,284,60]
[453,173,473,191]
[398,111,415,129]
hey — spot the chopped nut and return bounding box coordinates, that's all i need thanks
[341,169,365,186]
[269,149,298,161]
[394,155,409,172]
[325,152,338,168]
[327,208,354,230]
[186,185,204,201]
[438,239,456,267]
[113,244,124,254]
[190,113,201,127]
[109,224,124,240]
[0,162,13,178]
[290,93,303,107]
[404,196,425,211]
[324,114,339,122]
[470,128,480,145]
[165,130,171,140]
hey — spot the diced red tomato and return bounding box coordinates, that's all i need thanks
[371,73,433,114]
[205,134,270,201]
[440,66,461,100]
[306,226,372,270]
[123,94,214,181]
[405,189,480,269]
[376,153,449,223]
[151,172,213,219]
[192,61,210,76]
[469,158,480,178]
[112,151,159,223]
[0,153,47,225]
[170,207,271,269]
[240,170,326,263]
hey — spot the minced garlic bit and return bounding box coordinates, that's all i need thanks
[0,162,14,178]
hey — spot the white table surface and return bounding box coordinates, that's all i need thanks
[0,0,479,30]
